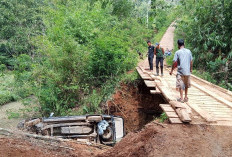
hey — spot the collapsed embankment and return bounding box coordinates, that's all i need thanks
[97,124,232,157]
[106,80,167,133]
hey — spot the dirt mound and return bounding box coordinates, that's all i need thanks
[107,81,167,132]
[0,137,59,157]
[97,123,232,157]
[0,136,103,157]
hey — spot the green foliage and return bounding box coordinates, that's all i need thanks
[0,0,176,116]
[175,0,232,90]
[112,0,134,18]
[159,112,168,123]
[31,0,151,116]
[91,36,136,84]
[0,0,44,65]
[150,0,176,31]
[0,72,33,106]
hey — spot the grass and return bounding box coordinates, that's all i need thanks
[158,112,168,123]
[0,72,18,105]
[0,71,34,106]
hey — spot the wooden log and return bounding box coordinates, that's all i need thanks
[176,108,192,123]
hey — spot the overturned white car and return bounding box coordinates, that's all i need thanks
[20,115,125,145]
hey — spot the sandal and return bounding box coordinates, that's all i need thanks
[177,98,184,103]
[184,97,189,102]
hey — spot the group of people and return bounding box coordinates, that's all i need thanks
[146,39,193,103]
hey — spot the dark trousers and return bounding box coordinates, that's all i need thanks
[148,56,154,70]
[156,57,164,74]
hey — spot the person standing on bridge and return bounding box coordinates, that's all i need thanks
[147,40,155,72]
[170,39,193,103]
[154,43,164,76]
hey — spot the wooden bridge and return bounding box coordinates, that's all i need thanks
[137,24,232,126]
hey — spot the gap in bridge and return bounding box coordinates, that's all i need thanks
[106,80,168,134]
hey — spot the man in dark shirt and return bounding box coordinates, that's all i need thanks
[147,40,155,72]
[154,43,165,76]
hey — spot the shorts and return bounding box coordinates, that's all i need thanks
[176,74,191,90]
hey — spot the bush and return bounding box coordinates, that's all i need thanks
[31,0,152,116]
[0,0,44,61]
[176,0,232,90]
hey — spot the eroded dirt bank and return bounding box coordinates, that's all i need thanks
[97,124,232,157]
[0,135,103,157]
[1,123,232,157]
[106,80,167,133]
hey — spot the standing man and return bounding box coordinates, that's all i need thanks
[170,39,193,103]
[154,43,164,76]
[147,40,155,72]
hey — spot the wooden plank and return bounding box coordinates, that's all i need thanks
[136,67,153,80]
[160,78,169,87]
[141,75,152,80]
[214,117,232,121]
[165,111,179,118]
[176,108,192,123]
[199,105,224,108]
[150,75,162,82]
[156,85,176,102]
[160,104,175,112]
[204,110,232,114]
[190,97,216,101]
[144,80,156,87]
[202,109,232,112]
[196,102,223,105]
[188,93,206,96]
[169,101,186,109]
[211,121,232,126]
[136,67,144,75]
[199,106,229,109]
[211,114,232,117]
[191,81,232,109]
[150,89,161,94]
[169,118,183,124]
[191,74,232,96]
[187,102,216,122]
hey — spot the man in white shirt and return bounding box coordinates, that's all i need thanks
[170,39,193,103]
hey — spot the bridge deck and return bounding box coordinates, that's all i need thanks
[137,23,232,126]
[137,66,232,126]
